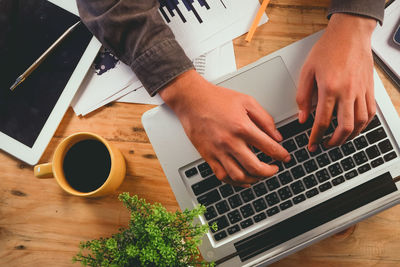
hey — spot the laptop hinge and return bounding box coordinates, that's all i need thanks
[216,172,397,265]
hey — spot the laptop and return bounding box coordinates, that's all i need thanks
[142,31,400,266]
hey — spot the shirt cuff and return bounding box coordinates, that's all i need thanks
[327,0,385,25]
[130,39,194,96]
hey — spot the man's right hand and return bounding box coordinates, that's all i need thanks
[159,70,290,187]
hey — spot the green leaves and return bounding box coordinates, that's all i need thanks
[73,193,215,267]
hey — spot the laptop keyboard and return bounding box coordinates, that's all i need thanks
[183,114,398,242]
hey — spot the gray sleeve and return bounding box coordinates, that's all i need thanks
[76,0,194,96]
[328,0,385,25]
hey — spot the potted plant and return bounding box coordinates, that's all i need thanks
[73,193,216,266]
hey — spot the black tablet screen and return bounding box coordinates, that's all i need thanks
[0,0,92,147]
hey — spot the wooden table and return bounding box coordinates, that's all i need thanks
[1,1,400,266]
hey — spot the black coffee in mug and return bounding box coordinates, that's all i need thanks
[63,139,111,193]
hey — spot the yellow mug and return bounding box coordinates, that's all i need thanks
[34,132,126,197]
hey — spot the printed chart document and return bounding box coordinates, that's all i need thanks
[71,49,142,115]
[71,0,267,116]
[159,0,267,59]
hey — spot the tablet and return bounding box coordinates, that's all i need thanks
[0,0,101,165]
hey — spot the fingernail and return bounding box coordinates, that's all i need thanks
[309,144,317,152]
[298,110,305,123]
[275,130,283,142]
[270,165,279,173]
[274,165,279,173]
[284,155,291,163]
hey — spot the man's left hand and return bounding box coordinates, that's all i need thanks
[296,13,377,152]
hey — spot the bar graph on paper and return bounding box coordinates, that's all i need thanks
[159,0,227,24]
[157,0,267,60]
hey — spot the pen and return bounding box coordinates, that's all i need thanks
[245,0,270,43]
[10,20,81,91]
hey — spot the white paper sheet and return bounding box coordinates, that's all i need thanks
[48,0,78,15]
[70,49,141,115]
[161,0,267,59]
[372,1,400,80]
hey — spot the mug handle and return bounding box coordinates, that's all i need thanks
[34,163,54,179]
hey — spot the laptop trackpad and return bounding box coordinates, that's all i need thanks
[216,56,298,122]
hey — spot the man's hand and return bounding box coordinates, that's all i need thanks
[160,70,290,187]
[296,13,377,152]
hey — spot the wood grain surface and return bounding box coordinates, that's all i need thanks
[1,0,400,266]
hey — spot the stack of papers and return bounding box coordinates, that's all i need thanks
[72,0,268,116]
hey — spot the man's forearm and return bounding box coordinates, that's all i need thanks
[76,0,193,96]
